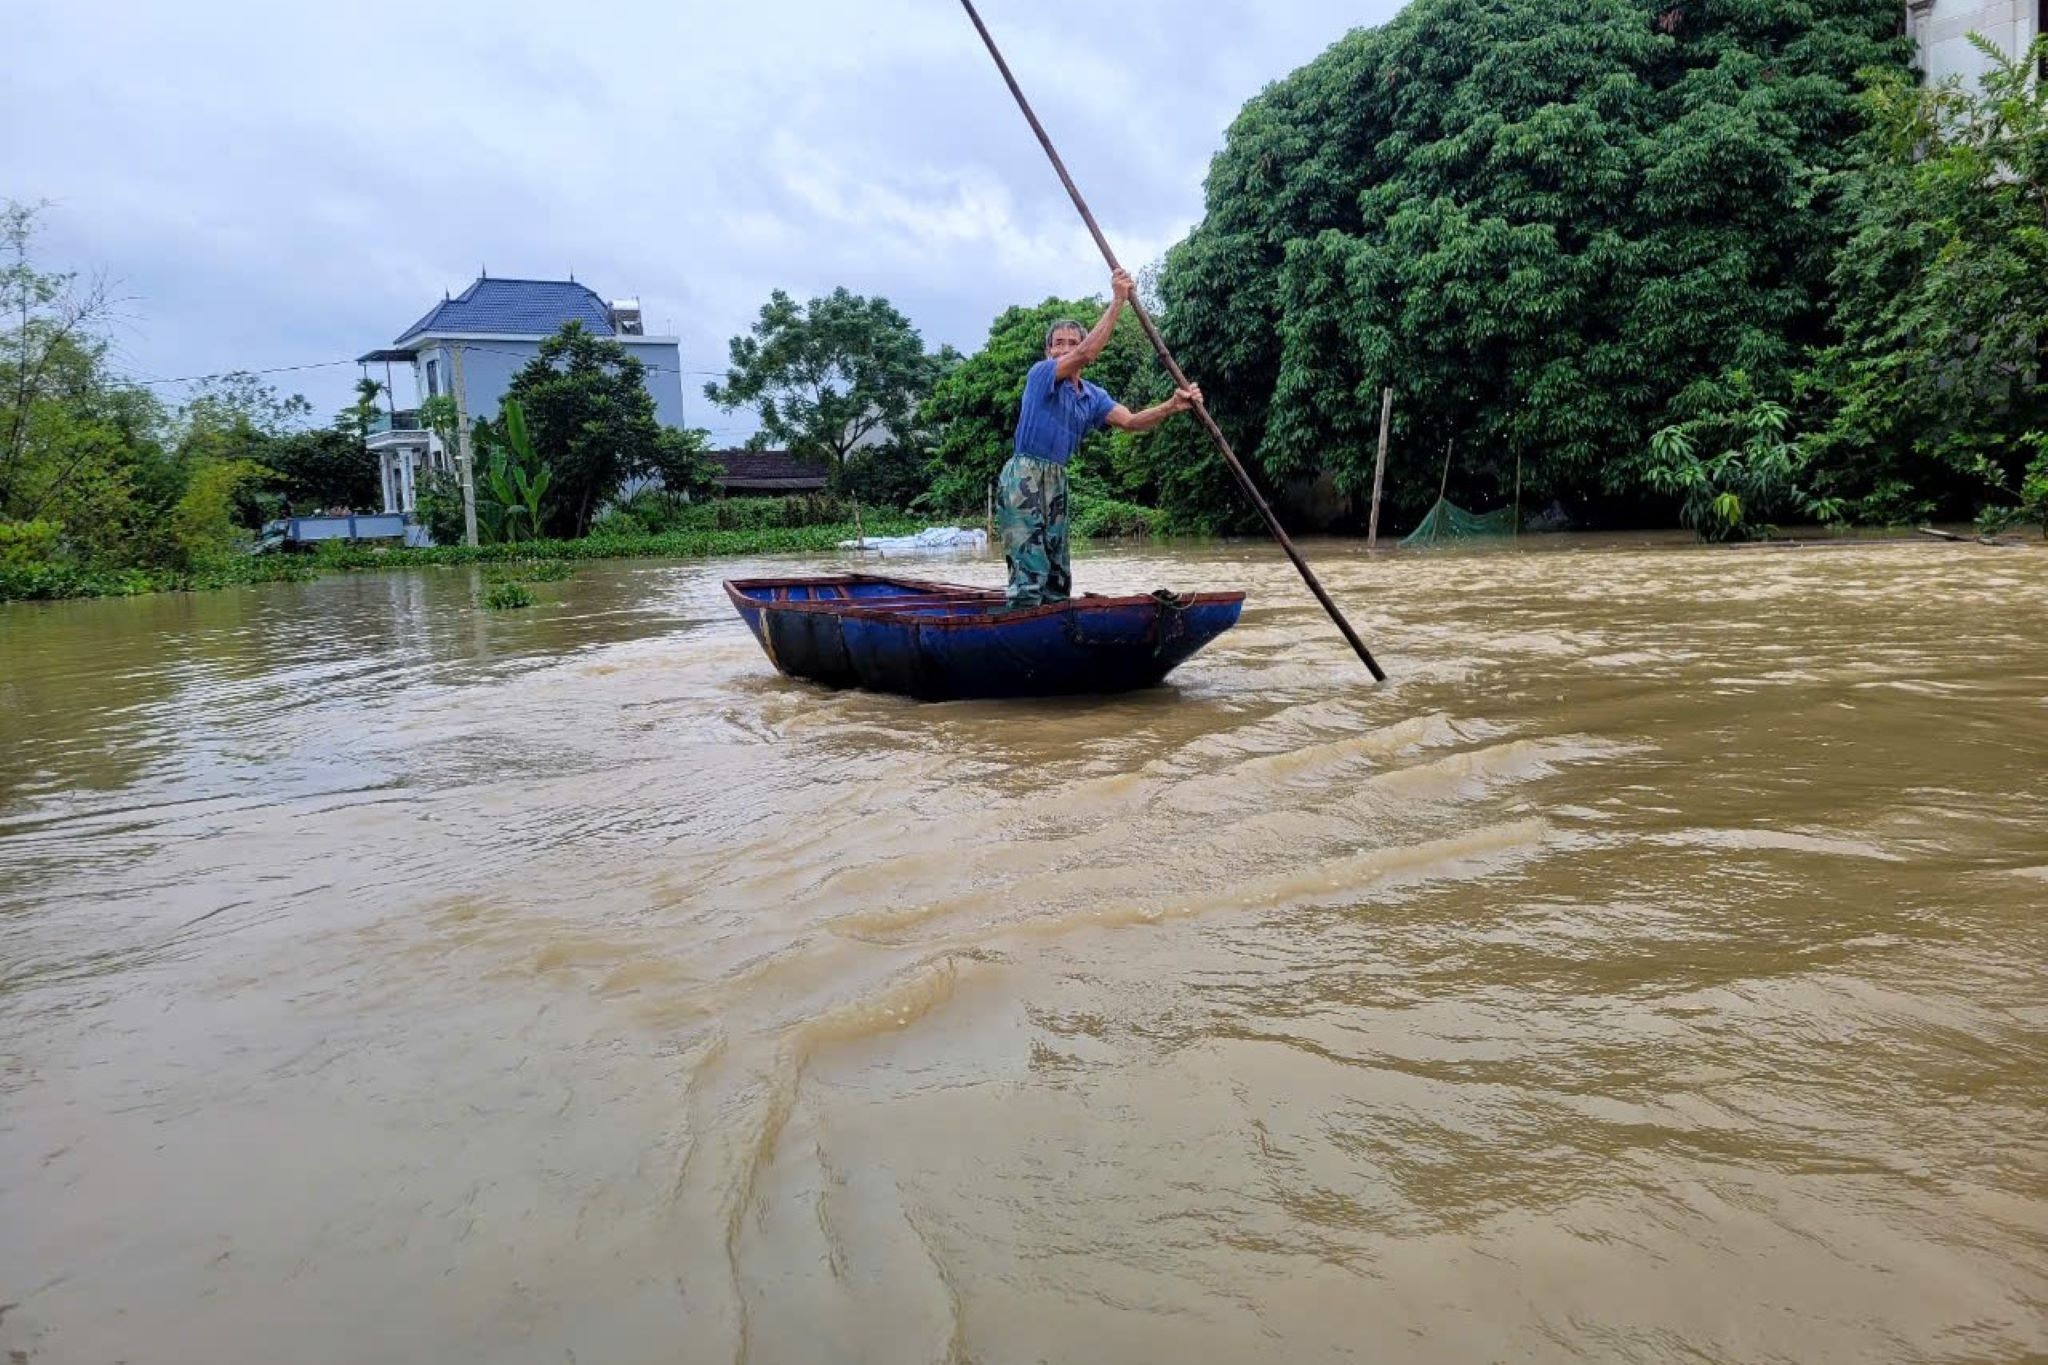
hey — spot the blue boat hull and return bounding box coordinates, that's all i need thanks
[724,574,1244,701]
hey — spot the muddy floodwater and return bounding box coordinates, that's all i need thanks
[2,537,2044,1364]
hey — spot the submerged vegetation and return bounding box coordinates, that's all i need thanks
[482,581,535,611]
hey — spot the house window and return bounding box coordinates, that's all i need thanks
[425,358,441,398]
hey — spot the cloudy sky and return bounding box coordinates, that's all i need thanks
[6,0,1400,443]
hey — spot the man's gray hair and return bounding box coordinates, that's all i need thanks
[1044,319,1086,350]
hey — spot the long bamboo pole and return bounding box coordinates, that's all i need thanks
[1368,386,1393,549]
[958,0,1386,683]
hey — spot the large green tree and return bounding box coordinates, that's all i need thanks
[505,321,663,537]
[919,296,1164,514]
[1,201,289,571]
[705,287,952,486]
[168,373,378,516]
[1807,35,2048,524]
[1,199,161,537]
[265,377,383,512]
[1154,0,1911,530]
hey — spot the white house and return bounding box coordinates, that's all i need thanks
[1907,0,2043,85]
[356,276,686,519]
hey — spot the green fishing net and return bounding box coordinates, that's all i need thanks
[1399,499,1516,547]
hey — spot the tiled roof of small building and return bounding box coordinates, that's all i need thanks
[709,450,831,488]
[395,277,616,345]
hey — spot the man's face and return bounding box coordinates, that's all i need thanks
[1046,327,1084,361]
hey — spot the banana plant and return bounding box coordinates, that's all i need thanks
[493,459,551,543]
[478,451,520,543]
[500,399,553,540]
[471,399,554,543]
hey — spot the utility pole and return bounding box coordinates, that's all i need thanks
[1368,386,1392,549]
[450,343,479,547]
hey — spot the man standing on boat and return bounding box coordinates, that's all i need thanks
[1000,268,1203,608]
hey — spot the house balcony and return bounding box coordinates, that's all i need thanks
[365,409,430,450]
[367,408,424,435]
[366,411,438,461]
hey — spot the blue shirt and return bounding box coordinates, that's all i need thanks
[1012,358,1116,466]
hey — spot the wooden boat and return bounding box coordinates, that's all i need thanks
[724,574,1245,701]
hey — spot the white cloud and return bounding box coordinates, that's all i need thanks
[1,0,1403,429]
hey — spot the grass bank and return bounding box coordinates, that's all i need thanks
[313,517,924,570]
[1,517,930,604]
[0,556,320,603]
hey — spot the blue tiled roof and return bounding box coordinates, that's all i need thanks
[395,277,616,345]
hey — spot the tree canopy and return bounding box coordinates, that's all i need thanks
[1,201,370,578]
[1807,34,2048,525]
[705,287,952,484]
[505,321,665,537]
[1153,0,1912,529]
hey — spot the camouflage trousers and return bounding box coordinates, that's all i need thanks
[997,454,1071,608]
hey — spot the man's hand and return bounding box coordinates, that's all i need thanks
[1060,274,1134,381]
[1106,383,1208,434]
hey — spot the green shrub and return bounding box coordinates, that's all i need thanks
[415,470,468,546]
[314,517,921,571]
[592,491,862,535]
[168,458,272,568]
[519,559,574,582]
[1072,495,1162,540]
[485,559,574,583]
[2023,443,2048,538]
[0,562,138,600]
[0,554,315,603]
[1975,435,2048,539]
[837,439,930,510]
[599,488,694,534]
[483,581,535,610]
[0,519,63,569]
[589,509,648,539]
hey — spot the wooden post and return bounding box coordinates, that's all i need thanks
[450,343,479,547]
[853,498,866,556]
[1368,386,1392,549]
[1513,449,1523,538]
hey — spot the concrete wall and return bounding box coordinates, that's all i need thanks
[1910,0,2041,87]
[405,338,687,429]
[621,338,688,429]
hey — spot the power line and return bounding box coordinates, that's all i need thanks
[129,358,360,387]
[128,344,734,391]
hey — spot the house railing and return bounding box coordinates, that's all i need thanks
[366,409,425,435]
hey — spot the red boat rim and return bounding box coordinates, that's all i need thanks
[723,574,1244,627]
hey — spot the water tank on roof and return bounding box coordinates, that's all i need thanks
[609,298,644,335]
